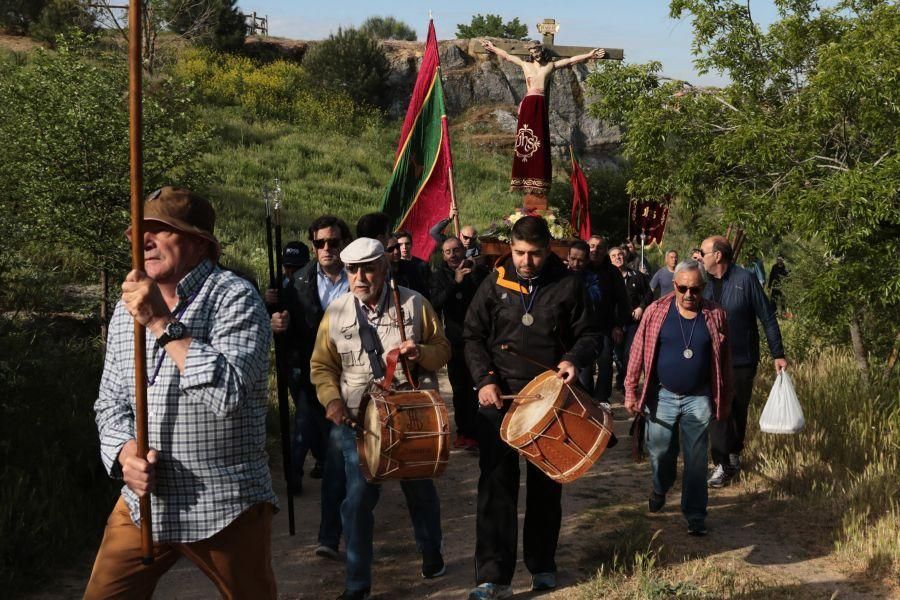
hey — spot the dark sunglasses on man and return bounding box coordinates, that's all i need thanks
[346,263,379,275]
[675,283,705,295]
[312,238,342,250]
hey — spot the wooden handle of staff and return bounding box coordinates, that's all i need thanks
[390,277,417,388]
[128,0,153,565]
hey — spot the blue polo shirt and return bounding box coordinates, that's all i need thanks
[657,301,712,395]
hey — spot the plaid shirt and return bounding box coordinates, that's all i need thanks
[95,259,277,543]
[624,293,733,420]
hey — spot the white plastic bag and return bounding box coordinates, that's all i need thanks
[759,371,805,434]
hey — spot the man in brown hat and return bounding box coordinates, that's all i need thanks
[86,186,278,599]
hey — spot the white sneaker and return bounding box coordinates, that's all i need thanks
[467,583,514,599]
[708,464,733,488]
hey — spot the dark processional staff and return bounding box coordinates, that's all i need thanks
[264,180,296,535]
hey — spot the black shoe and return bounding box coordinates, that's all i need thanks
[648,491,665,513]
[688,523,708,536]
[310,461,324,479]
[336,589,370,600]
[422,552,446,578]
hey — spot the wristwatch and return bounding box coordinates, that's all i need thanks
[156,320,187,347]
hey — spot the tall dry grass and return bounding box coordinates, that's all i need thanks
[746,347,900,581]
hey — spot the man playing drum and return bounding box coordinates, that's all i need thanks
[309,238,451,600]
[463,216,600,599]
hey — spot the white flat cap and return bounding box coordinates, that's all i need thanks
[340,237,385,264]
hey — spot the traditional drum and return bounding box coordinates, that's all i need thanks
[357,385,450,483]
[500,370,615,483]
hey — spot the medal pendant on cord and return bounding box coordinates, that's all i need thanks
[518,276,539,329]
[521,313,534,327]
[683,348,694,359]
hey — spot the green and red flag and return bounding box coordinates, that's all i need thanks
[569,148,591,240]
[380,19,453,261]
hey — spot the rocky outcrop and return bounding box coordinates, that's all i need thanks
[247,36,621,165]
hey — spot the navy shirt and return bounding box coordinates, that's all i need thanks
[657,302,712,395]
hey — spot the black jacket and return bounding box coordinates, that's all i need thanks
[588,256,632,335]
[619,267,653,323]
[430,261,489,344]
[703,264,785,367]
[281,261,330,374]
[394,258,431,300]
[463,253,600,394]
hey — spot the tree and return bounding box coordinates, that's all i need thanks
[302,27,390,109]
[360,15,416,41]
[456,14,528,40]
[0,32,209,329]
[30,0,96,43]
[166,0,246,51]
[586,0,899,374]
[0,0,47,34]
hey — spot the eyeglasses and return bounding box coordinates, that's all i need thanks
[461,234,474,241]
[675,284,704,295]
[312,238,342,250]
[346,263,378,275]
[385,244,400,253]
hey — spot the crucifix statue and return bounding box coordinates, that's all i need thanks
[475,19,623,207]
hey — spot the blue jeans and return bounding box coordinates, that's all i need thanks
[645,386,712,527]
[330,425,442,591]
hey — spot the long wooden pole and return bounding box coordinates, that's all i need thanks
[448,167,460,237]
[128,0,153,565]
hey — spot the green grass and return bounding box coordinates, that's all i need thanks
[196,105,561,284]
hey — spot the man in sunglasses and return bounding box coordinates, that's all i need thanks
[269,215,352,559]
[625,261,733,536]
[310,238,451,600]
[699,236,787,488]
[429,206,481,258]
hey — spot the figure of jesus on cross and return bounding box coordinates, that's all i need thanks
[482,39,605,196]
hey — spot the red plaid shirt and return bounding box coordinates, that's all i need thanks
[624,293,733,420]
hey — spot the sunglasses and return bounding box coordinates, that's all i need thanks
[385,244,400,253]
[461,234,474,241]
[346,263,378,275]
[312,238,342,250]
[675,284,705,295]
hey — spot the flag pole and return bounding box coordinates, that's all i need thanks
[128,0,153,565]
[448,167,460,236]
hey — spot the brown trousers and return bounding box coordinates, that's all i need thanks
[84,496,276,600]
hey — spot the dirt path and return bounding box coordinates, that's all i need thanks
[26,373,891,599]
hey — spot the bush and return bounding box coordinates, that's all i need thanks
[302,27,390,109]
[0,317,118,595]
[171,47,380,132]
[359,16,417,41]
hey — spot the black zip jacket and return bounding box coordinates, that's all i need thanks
[588,256,632,334]
[430,261,489,344]
[463,253,600,393]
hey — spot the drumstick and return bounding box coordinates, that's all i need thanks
[499,394,542,401]
[500,344,558,372]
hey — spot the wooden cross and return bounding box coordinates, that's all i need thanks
[467,18,624,61]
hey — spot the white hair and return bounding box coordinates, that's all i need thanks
[674,260,708,283]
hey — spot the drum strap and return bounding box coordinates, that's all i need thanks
[355,299,386,380]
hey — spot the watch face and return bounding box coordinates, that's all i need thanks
[165,321,186,339]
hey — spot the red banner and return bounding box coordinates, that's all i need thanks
[628,198,670,244]
[569,151,591,240]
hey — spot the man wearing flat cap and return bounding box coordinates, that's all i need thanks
[310,238,451,600]
[87,187,277,599]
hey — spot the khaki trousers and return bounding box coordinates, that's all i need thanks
[84,496,276,600]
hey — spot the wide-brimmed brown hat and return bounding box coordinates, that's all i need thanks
[125,186,220,256]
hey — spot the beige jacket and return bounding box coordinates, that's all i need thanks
[310,286,450,416]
